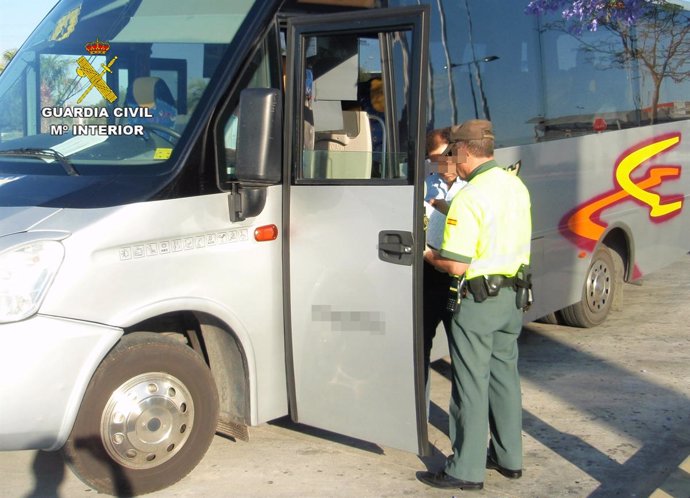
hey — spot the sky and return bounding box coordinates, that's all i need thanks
[0,0,57,55]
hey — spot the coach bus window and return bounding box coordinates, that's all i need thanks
[539,2,690,140]
[396,0,542,147]
[540,21,638,139]
[634,4,690,125]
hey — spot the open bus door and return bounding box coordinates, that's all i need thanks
[284,6,430,454]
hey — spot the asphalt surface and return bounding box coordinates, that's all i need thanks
[1,255,689,498]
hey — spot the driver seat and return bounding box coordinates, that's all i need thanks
[126,77,177,127]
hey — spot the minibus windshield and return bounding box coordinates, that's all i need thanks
[0,0,258,169]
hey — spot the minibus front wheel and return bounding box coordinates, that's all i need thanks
[62,332,219,496]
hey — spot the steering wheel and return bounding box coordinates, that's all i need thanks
[140,123,181,145]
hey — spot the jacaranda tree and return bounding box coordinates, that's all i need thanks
[525,0,667,32]
[527,0,690,123]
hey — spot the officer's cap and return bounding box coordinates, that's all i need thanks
[442,119,494,155]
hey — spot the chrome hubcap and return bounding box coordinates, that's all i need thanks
[101,373,194,469]
[586,258,611,313]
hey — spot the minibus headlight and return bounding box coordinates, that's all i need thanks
[0,240,65,323]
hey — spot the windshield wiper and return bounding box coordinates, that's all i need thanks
[0,148,79,176]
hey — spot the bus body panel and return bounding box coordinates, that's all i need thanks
[0,315,122,451]
[496,120,690,322]
[36,186,288,426]
[0,206,63,237]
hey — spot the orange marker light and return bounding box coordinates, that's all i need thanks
[254,224,278,242]
[578,251,588,259]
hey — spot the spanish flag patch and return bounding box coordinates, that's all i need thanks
[447,218,457,226]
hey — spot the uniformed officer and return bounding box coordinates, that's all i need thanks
[417,119,532,490]
[422,127,466,387]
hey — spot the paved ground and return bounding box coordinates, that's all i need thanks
[1,255,690,497]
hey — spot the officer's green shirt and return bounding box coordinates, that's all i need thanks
[440,160,531,279]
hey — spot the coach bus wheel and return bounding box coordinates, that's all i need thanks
[537,312,560,325]
[560,246,620,328]
[62,332,219,496]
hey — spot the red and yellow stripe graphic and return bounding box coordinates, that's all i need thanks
[561,133,683,258]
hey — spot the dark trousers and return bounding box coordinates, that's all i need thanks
[445,288,523,483]
[423,261,453,384]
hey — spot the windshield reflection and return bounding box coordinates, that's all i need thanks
[0,0,257,167]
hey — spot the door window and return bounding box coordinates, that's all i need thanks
[295,31,415,182]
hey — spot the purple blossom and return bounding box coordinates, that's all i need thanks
[525,0,660,32]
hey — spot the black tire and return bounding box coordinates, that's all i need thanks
[62,332,219,496]
[610,248,625,310]
[560,246,620,328]
[537,312,561,325]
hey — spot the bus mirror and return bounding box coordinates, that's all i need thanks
[235,88,282,184]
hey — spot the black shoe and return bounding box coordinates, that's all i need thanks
[486,454,522,479]
[416,470,483,490]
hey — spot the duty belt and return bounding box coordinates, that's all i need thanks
[465,274,516,302]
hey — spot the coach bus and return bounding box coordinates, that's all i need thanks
[0,0,688,494]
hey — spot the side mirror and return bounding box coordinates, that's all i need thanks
[235,88,282,184]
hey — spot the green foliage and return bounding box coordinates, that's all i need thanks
[0,49,17,74]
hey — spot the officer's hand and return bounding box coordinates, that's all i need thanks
[431,199,450,215]
[423,247,439,264]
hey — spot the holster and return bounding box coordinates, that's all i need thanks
[467,277,489,302]
[467,274,518,303]
[514,265,533,311]
[484,275,504,296]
